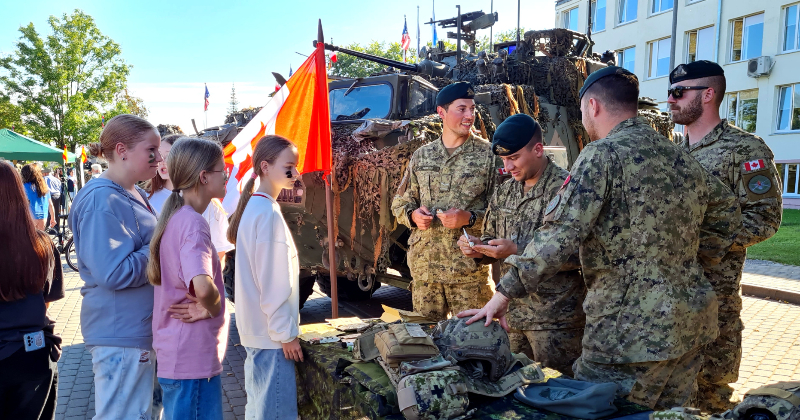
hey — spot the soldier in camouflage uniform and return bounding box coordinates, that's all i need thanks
[667,60,783,411]
[461,67,742,409]
[457,114,586,375]
[392,82,502,321]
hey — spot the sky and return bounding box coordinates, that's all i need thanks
[0,0,556,133]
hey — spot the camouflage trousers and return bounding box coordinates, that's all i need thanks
[573,346,704,410]
[411,280,493,322]
[508,328,583,377]
[695,310,744,412]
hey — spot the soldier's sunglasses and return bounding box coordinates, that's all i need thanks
[667,86,709,99]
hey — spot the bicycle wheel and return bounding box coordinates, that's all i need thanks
[65,237,79,272]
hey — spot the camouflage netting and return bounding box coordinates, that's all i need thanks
[156,124,183,137]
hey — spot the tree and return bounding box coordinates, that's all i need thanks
[0,10,133,150]
[329,41,418,79]
[228,83,240,114]
[0,93,26,134]
[475,27,527,52]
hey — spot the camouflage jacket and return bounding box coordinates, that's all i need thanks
[498,117,741,365]
[391,134,502,284]
[481,159,586,331]
[681,120,782,252]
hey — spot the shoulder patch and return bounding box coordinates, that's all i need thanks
[498,167,509,175]
[747,175,772,195]
[741,158,768,174]
[544,195,561,215]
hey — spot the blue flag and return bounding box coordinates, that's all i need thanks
[432,7,438,46]
[204,84,210,111]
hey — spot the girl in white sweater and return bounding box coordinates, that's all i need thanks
[226,135,303,420]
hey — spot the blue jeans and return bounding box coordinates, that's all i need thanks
[244,347,297,420]
[90,346,163,420]
[158,375,223,420]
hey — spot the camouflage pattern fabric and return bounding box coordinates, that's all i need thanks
[397,369,471,420]
[572,346,705,410]
[434,317,514,382]
[498,117,741,366]
[508,328,583,377]
[732,381,800,420]
[296,340,651,420]
[481,159,586,332]
[411,279,493,321]
[681,120,783,413]
[391,134,502,290]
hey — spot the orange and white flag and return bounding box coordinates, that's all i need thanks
[221,42,332,214]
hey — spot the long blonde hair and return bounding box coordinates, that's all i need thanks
[226,135,296,244]
[147,137,223,286]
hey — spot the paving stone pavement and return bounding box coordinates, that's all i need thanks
[743,259,800,294]
[51,259,799,419]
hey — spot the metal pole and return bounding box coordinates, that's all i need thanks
[456,5,462,64]
[417,6,420,55]
[669,0,679,72]
[325,175,339,318]
[490,0,493,51]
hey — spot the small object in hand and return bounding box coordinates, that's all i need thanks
[462,228,474,247]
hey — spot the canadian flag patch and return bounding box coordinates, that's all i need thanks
[743,159,765,173]
[498,168,509,175]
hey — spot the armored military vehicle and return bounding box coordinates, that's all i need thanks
[221,17,675,308]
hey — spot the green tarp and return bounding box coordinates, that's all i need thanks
[0,129,77,162]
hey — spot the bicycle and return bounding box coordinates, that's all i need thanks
[48,213,78,272]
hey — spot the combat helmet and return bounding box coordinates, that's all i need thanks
[433,317,513,382]
[731,382,800,420]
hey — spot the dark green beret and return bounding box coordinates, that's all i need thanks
[436,81,475,107]
[492,114,541,156]
[669,60,724,85]
[579,66,635,99]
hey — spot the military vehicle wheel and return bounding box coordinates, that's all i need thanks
[298,276,316,310]
[316,275,381,301]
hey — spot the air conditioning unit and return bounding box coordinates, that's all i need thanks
[747,56,773,78]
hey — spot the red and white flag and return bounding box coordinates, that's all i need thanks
[330,51,338,64]
[401,18,411,52]
[221,42,332,214]
[744,159,764,172]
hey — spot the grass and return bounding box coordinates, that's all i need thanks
[747,209,800,266]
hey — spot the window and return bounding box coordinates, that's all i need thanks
[618,0,638,24]
[784,4,799,52]
[652,0,673,14]
[730,14,764,62]
[329,83,392,120]
[564,7,580,31]
[648,38,671,78]
[725,90,758,133]
[777,163,799,196]
[591,0,607,31]
[617,46,636,72]
[777,84,800,131]
[687,27,715,62]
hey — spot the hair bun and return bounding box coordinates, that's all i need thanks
[88,143,103,157]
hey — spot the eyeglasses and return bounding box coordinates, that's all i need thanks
[667,85,709,99]
[206,169,229,182]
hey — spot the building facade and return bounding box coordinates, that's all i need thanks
[555,0,800,208]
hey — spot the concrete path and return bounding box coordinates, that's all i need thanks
[51,260,800,419]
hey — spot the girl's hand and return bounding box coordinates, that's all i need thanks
[282,338,304,362]
[168,294,212,323]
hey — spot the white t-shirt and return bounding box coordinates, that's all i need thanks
[149,188,234,253]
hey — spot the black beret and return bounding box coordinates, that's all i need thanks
[492,114,541,156]
[579,66,635,99]
[669,60,724,85]
[436,81,476,107]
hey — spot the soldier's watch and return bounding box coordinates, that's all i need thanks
[466,211,477,228]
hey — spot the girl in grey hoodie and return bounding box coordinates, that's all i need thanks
[69,114,164,420]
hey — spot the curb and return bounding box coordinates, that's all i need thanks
[742,284,800,305]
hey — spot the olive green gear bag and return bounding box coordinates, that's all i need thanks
[374,323,440,368]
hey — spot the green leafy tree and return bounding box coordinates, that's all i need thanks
[475,27,526,52]
[228,83,240,114]
[0,93,27,134]
[0,10,133,149]
[329,41,418,79]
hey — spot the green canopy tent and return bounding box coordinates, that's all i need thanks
[0,128,76,162]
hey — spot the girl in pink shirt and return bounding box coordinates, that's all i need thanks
[147,137,230,420]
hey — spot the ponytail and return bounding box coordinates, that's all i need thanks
[225,135,296,244]
[147,137,223,285]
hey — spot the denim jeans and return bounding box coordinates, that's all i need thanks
[244,347,297,420]
[158,375,222,420]
[90,346,163,420]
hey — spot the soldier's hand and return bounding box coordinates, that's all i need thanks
[438,208,470,229]
[412,206,434,230]
[472,239,518,260]
[457,292,511,331]
[458,234,484,258]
